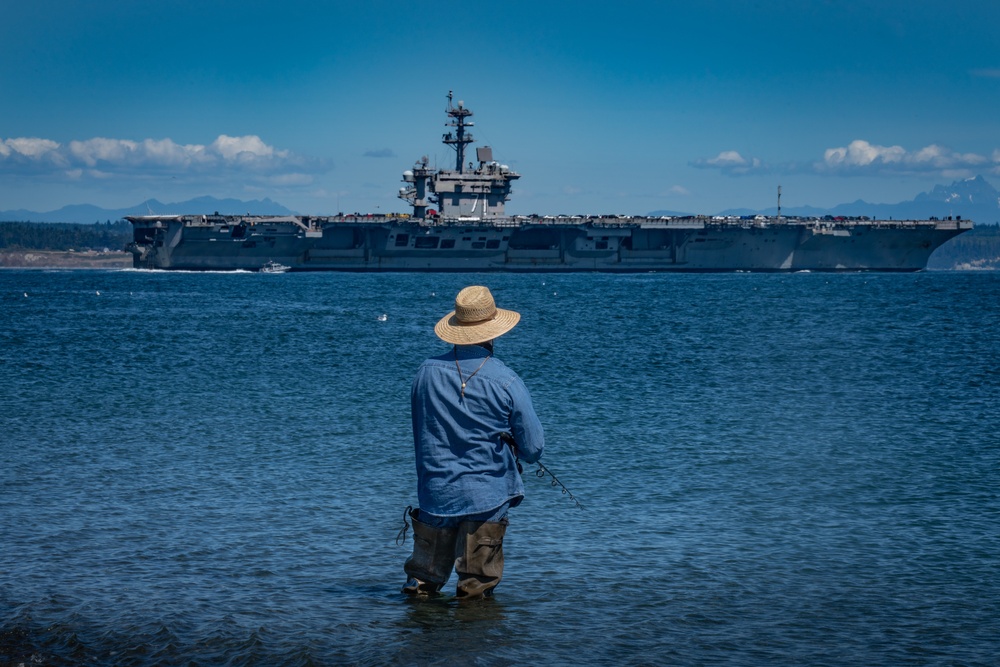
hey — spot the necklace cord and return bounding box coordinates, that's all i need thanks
[454,347,491,397]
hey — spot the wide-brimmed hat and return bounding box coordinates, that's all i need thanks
[434,285,520,345]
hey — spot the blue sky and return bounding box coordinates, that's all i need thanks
[2,0,999,216]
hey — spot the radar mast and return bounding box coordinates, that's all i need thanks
[442,90,474,173]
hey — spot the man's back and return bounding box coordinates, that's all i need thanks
[411,344,544,517]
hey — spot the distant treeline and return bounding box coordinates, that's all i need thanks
[927,224,1000,270]
[0,220,131,251]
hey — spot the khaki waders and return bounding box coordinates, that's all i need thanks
[402,508,508,599]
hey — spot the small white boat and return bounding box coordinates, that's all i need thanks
[259,260,290,273]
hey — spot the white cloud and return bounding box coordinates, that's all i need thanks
[824,140,904,168]
[210,134,284,161]
[1,137,65,164]
[690,150,765,175]
[68,138,137,167]
[820,139,995,175]
[709,151,749,167]
[0,134,326,183]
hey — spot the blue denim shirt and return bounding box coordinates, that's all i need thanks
[411,345,545,517]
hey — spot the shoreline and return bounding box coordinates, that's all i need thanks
[0,250,133,269]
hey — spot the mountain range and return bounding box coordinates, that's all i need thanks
[0,196,295,223]
[3,176,999,224]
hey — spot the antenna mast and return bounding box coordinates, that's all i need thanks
[443,90,474,173]
[777,185,782,222]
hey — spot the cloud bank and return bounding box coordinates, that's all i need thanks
[692,140,999,178]
[0,134,328,184]
[819,140,994,175]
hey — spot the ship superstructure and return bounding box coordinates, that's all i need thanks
[398,92,519,221]
[126,94,971,272]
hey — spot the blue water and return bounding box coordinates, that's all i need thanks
[2,269,998,666]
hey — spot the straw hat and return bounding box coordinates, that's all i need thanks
[434,285,521,345]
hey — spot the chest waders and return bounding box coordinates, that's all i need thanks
[401,507,508,599]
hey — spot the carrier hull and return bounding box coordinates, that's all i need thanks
[126,214,969,272]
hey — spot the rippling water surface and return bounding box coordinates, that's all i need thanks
[2,270,998,666]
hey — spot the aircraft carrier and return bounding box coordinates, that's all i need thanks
[126,94,971,272]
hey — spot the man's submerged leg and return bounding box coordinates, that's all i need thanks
[454,518,508,599]
[402,509,458,596]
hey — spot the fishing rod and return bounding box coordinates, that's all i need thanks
[531,460,584,510]
[502,433,583,510]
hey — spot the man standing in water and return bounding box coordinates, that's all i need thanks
[403,285,545,599]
